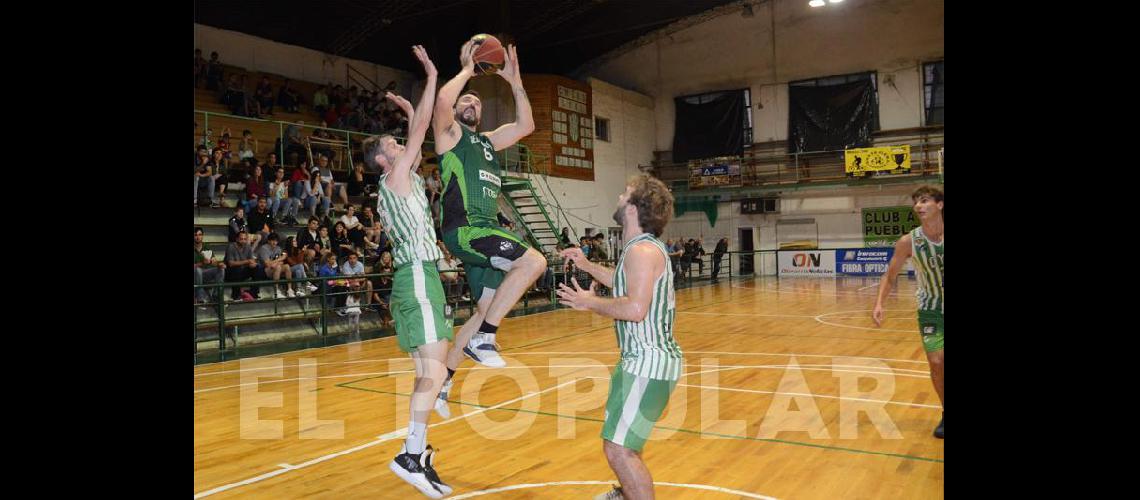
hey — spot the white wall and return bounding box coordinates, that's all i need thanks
[522,78,657,239]
[194,23,414,94]
[662,184,922,254]
[583,0,944,151]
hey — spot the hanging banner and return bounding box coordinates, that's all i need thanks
[845,145,911,177]
[862,206,920,247]
[688,160,742,189]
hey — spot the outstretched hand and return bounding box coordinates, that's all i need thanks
[497,44,521,84]
[411,44,436,77]
[556,277,596,311]
[385,92,413,118]
[459,39,476,74]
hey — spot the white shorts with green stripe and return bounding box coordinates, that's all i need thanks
[390,261,454,353]
[600,367,679,452]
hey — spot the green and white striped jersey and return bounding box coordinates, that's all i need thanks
[376,171,441,267]
[910,226,943,313]
[612,233,683,380]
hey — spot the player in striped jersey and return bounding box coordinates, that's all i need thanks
[362,46,452,498]
[557,175,682,500]
[873,185,944,439]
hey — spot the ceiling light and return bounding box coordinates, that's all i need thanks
[809,0,826,7]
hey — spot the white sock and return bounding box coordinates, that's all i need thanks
[405,421,427,455]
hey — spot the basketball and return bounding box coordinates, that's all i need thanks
[471,33,505,74]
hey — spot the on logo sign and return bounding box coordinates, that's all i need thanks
[792,253,821,267]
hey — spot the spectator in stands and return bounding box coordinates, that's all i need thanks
[425,168,442,222]
[284,121,306,161]
[207,148,228,207]
[217,128,234,165]
[254,232,289,298]
[347,161,368,202]
[358,204,382,255]
[711,237,728,284]
[206,51,223,90]
[666,239,684,277]
[313,85,330,116]
[199,128,215,153]
[317,252,345,310]
[277,79,301,113]
[559,227,571,247]
[237,129,257,165]
[340,204,366,253]
[224,230,259,301]
[194,49,207,88]
[331,221,354,262]
[591,233,608,262]
[228,205,260,248]
[242,164,267,214]
[296,216,322,262]
[247,197,275,252]
[255,76,274,116]
[289,159,311,199]
[437,245,463,300]
[317,224,333,262]
[268,166,296,225]
[579,236,592,258]
[283,236,309,297]
[264,151,280,173]
[371,251,395,322]
[340,250,373,310]
[194,146,217,208]
[316,154,349,209]
[222,75,248,116]
[301,168,330,218]
[194,227,225,304]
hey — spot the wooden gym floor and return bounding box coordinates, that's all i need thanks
[194,275,944,499]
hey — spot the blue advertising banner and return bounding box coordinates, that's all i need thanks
[835,248,894,276]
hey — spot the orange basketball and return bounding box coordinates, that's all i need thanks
[472,33,505,75]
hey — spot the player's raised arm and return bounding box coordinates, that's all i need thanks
[486,44,535,151]
[433,40,477,154]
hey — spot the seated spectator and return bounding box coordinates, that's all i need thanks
[242,164,267,214]
[224,230,259,301]
[296,216,322,258]
[247,197,275,251]
[237,129,258,165]
[317,225,333,262]
[347,161,368,200]
[205,51,223,90]
[255,232,289,298]
[194,227,225,304]
[316,155,349,209]
[216,128,234,166]
[370,251,395,322]
[255,76,274,116]
[340,204,366,252]
[339,250,373,312]
[194,48,207,88]
[284,121,306,160]
[289,160,311,199]
[312,85,330,116]
[590,233,609,262]
[283,236,312,297]
[277,79,301,113]
[228,206,260,249]
[301,171,330,218]
[207,145,229,207]
[194,147,217,208]
[264,151,279,172]
[437,245,464,301]
[358,204,382,255]
[199,128,215,153]
[221,75,248,116]
[317,252,346,310]
[331,221,354,262]
[268,166,297,225]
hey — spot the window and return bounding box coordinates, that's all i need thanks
[677,89,752,146]
[923,61,944,125]
[595,117,610,142]
[789,71,880,131]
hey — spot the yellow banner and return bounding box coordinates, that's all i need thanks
[845,145,910,176]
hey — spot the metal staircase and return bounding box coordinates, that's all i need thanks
[496,145,575,255]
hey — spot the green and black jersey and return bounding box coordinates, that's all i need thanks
[439,126,502,233]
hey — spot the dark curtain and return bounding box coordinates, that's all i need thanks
[787,80,876,153]
[673,91,745,162]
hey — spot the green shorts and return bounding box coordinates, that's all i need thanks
[442,226,530,302]
[390,261,454,353]
[600,368,678,452]
[917,309,944,353]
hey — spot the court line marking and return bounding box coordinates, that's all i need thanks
[193,379,578,499]
[815,310,916,333]
[197,360,932,393]
[446,480,777,499]
[194,350,929,378]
